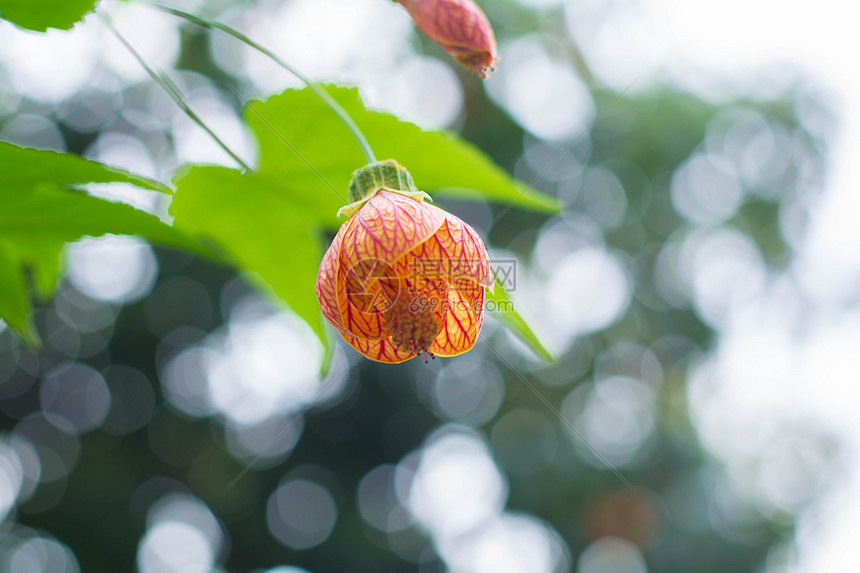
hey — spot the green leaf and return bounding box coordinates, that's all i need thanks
[486,278,553,363]
[172,85,555,362]
[0,239,37,346]
[0,184,206,345]
[0,141,171,193]
[0,142,201,345]
[0,0,99,31]
[171,166,327,344]
[248,86,561,227]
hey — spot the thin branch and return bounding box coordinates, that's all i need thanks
[142,2,378,165]
[101,13,253,172]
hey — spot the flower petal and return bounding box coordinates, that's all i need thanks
[341,333,417,364]
[393,216,492,288]
[340,190,445,271]
[338,255,390,340]
[429,282,485,357]
[316,217,355,331]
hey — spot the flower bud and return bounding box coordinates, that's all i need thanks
[397,0,498,78]
[317,160,493,364]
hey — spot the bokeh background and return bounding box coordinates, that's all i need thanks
[1,0,858,571]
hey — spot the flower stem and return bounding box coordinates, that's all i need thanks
[141,2,378,165]
[100,13,252,172]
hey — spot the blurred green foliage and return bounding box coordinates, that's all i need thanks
[0,143,198,345]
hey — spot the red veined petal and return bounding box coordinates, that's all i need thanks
[449,275,485,308]
[443,215,493,287]
[391,216,492,288]
[429,282,485,357]
[338,255,390,340]
[316,217,355,331]
[340,190,445,271]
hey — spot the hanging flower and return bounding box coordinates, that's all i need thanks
[396,0,498,78]
[316,160,492,364]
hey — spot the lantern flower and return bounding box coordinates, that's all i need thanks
[316,160,493,364]
[396,0,498,78]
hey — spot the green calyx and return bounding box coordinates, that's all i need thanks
[337,159,432,219]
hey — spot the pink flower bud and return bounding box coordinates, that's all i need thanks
[397,0,498,78]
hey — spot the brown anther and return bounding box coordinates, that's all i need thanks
[383,286,443,355]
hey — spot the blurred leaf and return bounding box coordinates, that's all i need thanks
[0,142,202,345]
[0,0,99,31]
[0,141,172,193]
[486,277,552,362]
[172,85,555,360]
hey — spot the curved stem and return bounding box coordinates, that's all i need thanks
[101,13,252,172]
[142,2,378,164]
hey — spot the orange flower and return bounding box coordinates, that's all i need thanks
[316,160,492,364]
[396,0,498,78]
